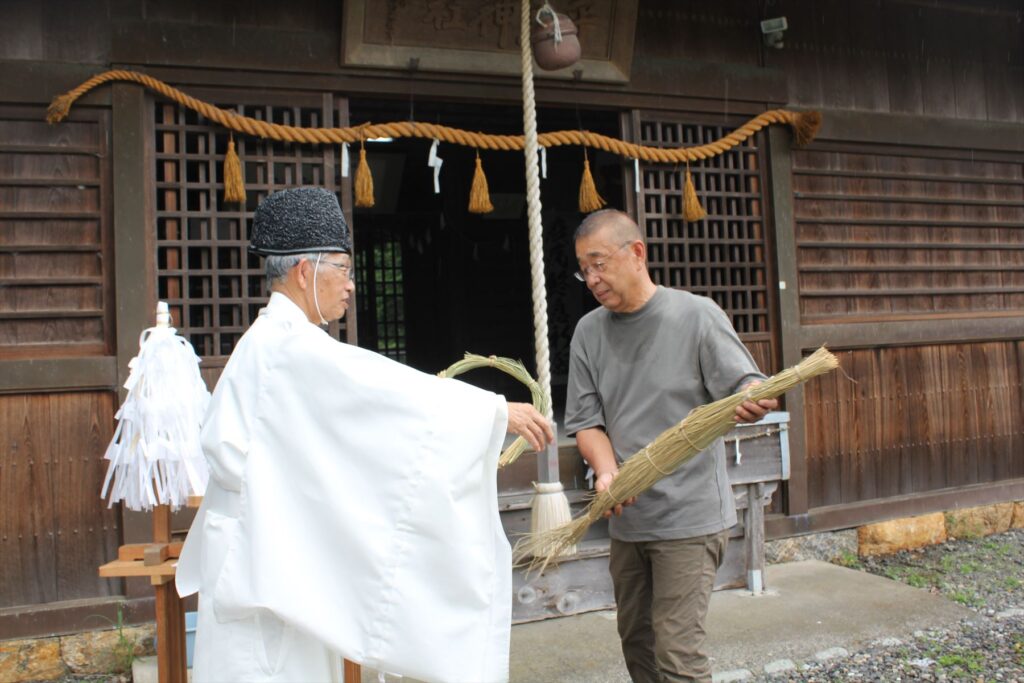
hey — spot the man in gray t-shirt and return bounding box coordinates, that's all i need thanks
[565,209,776,683]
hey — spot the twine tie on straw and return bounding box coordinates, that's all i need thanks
[680,427,703,453]
[642,447,671,476]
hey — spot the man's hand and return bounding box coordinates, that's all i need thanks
[594,470,636,518]
[734,380,778,423]
[506,402,555,452]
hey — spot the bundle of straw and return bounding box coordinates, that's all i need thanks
[439,354,549,468]
[514,346,839,573]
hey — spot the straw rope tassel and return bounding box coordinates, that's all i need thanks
[521,0,572,560]
[682,164,706,222]
[468,152,494,214]
[223,136,246,204]
[791,110,822,147]
[578,150,606,213]
[355,142,374,208]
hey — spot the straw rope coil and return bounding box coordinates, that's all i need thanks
[47,70,822,161]
[438,354,549,468]
[513,346,840,575]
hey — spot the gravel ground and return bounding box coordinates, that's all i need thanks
[754,528,1024,682]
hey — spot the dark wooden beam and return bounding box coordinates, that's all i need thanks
[0,60,112,106]
[767,125,809,517]
[766,478,1024,539]
[0,595,155,640]
[0,358,117,393]
[800,316,1024,350]
[111,84,156,396]
[121,64,779,117]
[817,109,1024,153]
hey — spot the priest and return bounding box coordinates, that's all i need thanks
[176,187,553,683]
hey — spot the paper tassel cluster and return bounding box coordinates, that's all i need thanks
[101,321,211,511]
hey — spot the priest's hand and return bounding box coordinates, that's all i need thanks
[734,380,778,423]
[506,402,555,452]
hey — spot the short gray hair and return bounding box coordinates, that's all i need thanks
[574,209,643,244]
[265,252,320,289]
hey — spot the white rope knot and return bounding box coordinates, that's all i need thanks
[536,2,563,44]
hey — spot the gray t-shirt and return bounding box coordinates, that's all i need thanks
[565,286,765,541]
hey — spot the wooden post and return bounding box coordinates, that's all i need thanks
[149,504,188,683]
[344,659,362,682]
[152,575,188,683]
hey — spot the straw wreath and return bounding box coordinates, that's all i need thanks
[514,346,839,574]
[439,354,548,468]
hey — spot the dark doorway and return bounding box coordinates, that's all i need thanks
[349,99,621,416]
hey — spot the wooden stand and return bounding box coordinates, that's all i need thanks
[99,505,188,683]
[100,503,363,682]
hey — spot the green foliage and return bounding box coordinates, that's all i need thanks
[949,589,982,608]
[1004,576,1021,590]
[110,603,137,674]
[903,570,930,588]
[957,560,979,574]
[936,650,985,675]
[83,602,137,675]
[833,550,862,569]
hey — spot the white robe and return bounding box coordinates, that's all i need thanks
[176,293,512,683]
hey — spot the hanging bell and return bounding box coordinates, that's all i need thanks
[531,12,581,71]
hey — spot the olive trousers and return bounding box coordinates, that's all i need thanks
[609,531,729,683]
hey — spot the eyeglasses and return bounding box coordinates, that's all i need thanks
[317,260,355,280]
[574,243,632,282]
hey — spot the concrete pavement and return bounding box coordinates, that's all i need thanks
[507,560,972,682]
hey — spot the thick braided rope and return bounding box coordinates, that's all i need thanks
[48,70,811,163]
[520,0,552,421]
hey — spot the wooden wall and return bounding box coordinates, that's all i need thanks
[0,392,120,608]
[804,343,1024,508]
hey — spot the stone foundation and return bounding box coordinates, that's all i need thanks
[945,502,1015,539]
[0,625,154,683]
[1009,500,1024,529]
[765,529,858,564]
[858,512,947,556]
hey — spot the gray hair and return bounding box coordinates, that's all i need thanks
[574,209,643,244]
[265,252,321,289]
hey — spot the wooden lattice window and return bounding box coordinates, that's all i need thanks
[631,111,776,372]
[355,222,406,363]
[154,93,351,379]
